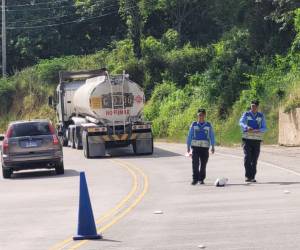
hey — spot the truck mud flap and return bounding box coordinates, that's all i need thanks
[132,132,153,155]
[82,131,106,158]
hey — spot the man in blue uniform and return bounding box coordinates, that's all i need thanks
[187,109,215,185]
[239,100,267,183]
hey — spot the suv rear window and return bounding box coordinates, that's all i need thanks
[11,122,52,137]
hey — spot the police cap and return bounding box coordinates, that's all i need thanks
[197,108,206,115]
[251,100,259,106]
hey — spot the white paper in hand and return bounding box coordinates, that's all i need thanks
[185,152,192,157]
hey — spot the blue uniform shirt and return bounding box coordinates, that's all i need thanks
[239,111,267,133]
[187,121,215,151]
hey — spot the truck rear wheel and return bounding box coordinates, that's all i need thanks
[71,132,76,149]
[147,138,154,155]
[74,133,82,150]
[132,140,137,154]
[59,136,68,147]
[132,138,153,155]
[58,126,68,147]
[83,136,90,158]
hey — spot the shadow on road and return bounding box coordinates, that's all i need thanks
[106,146,182,158]
[256,181,300,185]
[221,183,253,187]
[90,238,122,243]
[10,169,80,180]
[225,181,300,186]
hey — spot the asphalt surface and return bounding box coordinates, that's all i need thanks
[1,142,300,250]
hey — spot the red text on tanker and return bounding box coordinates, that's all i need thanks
[105,109,130,116]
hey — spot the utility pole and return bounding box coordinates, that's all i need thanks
[2,0,6,77]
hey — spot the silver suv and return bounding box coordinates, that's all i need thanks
[0,120,64,178]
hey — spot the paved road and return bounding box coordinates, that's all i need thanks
[1,143,300,250]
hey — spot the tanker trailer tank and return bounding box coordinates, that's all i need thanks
[73,74,145,124]
[66,71,153,158]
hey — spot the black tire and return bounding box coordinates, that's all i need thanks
[83,136,90,158]
[132,140,137,154]
[55,161,64,175]
[132,138,154,155]
[2,167,12,179]
[147,137,154,155]
[142,138,154,155]
[74,133,82,150]
[149,137,154,155]
[71,133,75,149]
[59,135,68,147]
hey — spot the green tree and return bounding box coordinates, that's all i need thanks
[119,0,143,59]
[244,0,299,55]
[5,0,126,73]
[156,0,201,44]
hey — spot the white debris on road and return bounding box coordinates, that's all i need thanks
[153,210,164,214]
[214,177,228,187]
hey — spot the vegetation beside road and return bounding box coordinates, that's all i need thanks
[1,1,300,145]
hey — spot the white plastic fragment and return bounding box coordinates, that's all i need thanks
[198,244,206,248]
[153,210,163,214]
[284,190,290,194]
[214,178,228,187]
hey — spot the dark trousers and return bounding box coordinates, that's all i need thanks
[192,147,209,181]
[242,139,261,179]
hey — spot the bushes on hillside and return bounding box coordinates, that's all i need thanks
[144,81,177,121]
[164,45,214,86]
[199,28,254,114]
[3,12,300,144]
[292,8,300,53]
[144,80,211,139]
[141,32,216,96]
[0,79,15,116]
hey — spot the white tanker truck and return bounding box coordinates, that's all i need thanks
[52,69,153,158]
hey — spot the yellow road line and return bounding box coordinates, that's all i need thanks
[98,159,149,233]
[49,160,138,250]
[68,159,149,250]
[96,160,139,224]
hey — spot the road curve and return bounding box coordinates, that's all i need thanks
[0,142,300,250]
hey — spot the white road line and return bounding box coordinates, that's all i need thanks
[155,144,300,177]
[216,152,300,177]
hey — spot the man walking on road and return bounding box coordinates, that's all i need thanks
[239,100,267,183]
[187,109,215,185]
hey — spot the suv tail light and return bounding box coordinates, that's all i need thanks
[52,135,59,145]
[49,123,60,145]
[5,126,13,138]
[2,138,9,154]
[49,123,55,134]
[3,126,13,154]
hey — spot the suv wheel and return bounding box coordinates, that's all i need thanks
[55,161,64,175]
[2,167,12,179]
